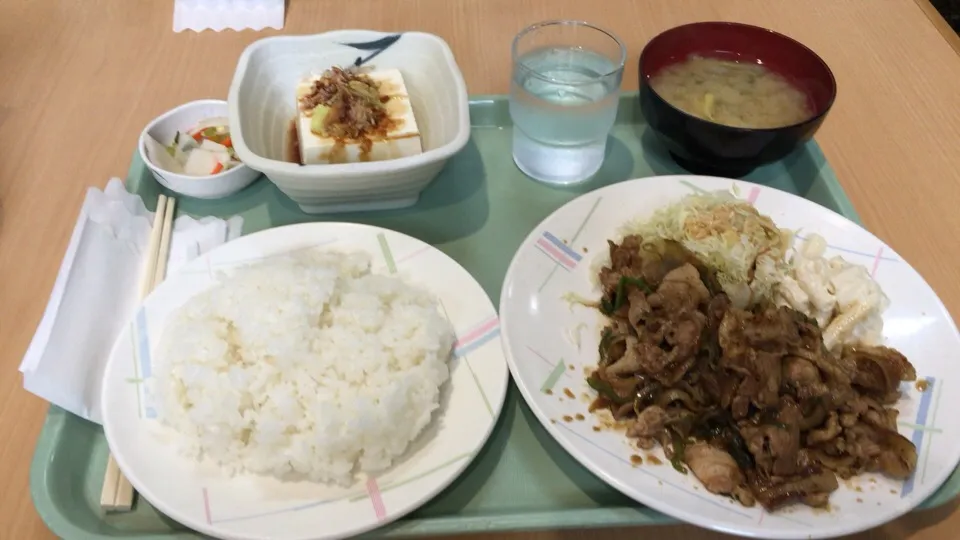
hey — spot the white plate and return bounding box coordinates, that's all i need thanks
[101,222,509,540]
[498,175,960,539]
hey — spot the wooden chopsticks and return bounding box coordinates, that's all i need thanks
[99,194,177,512]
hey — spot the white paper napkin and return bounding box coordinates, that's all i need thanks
[173,0,285,33]
[19,178,244,424]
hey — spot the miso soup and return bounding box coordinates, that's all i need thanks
[649,55,813,129]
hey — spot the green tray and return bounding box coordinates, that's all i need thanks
[30,93,960,539]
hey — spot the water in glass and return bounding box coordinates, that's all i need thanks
[510,45,623,185]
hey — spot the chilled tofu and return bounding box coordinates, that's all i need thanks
[295,68,423,165]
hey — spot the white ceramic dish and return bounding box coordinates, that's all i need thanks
[227,31,471,215]
[498,175,960,539]
[139,100,261,199]
[101,222,509,540]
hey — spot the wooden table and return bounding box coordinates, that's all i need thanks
[1,0,959,538]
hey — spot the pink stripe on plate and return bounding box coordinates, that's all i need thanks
[366,477,387,520]
[202,487,212,524]
[746,186,761,204]
[455,317,499,348]
[870,246,884,277]
[536,238,576,267]
[396,245,431,265]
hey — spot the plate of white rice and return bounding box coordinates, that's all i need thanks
[100,222,509,540]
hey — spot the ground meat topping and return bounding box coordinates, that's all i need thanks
[298,66,393,140]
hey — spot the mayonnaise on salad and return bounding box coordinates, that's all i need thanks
[776,233,889,351]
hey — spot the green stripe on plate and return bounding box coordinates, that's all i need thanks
[569,197,602,246]
[130,322,143,418]
[680,180,707,193]
[540,359,566,393]
[464,358,494,416]
[898,421,943,434]
[377,233,397,274]
[921,380,945,483]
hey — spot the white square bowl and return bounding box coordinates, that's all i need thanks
[227,30,471,214]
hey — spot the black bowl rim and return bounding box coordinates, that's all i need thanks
[638,21,838,134]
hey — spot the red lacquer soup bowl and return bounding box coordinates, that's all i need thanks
[638,22,837,177]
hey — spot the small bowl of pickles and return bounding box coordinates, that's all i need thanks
[139,99,261,199]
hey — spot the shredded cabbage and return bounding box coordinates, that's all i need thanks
[620,190,792,306]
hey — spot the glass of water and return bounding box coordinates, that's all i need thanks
[509,20,626,185]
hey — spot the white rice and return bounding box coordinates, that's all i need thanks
[151,250,454,485]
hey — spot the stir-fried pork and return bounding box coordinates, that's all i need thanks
[589,236,919,511]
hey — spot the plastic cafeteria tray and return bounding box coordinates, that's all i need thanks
[30,93,960,539]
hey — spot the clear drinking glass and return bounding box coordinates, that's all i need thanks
[509,20,626,185]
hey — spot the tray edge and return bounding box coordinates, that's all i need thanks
[27,100,958,540]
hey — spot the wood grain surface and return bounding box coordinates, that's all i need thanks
[1,0,959,539]
[918,0,960,50]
